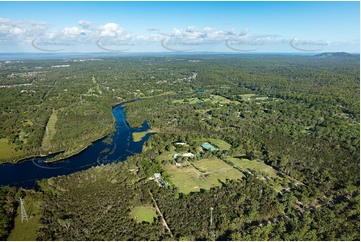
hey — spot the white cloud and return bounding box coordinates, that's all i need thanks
[0,18,292,52]
[0,19,48,41]
[63,27,82,36]
[203,27,213,33]
[98,23,124,37]
[9,27,24,35]
[78,20,92,28]
[160,26,242,43]
[0,18,10,23]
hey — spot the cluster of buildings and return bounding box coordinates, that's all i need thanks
[150,173,167,187]
[150,141,219,185]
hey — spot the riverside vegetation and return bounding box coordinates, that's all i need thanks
[0,54,359,240]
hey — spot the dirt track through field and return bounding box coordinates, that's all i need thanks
[149,191,174,238]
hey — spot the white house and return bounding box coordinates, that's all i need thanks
[173,154,181,159]
[153,173,161,179]
[174,142,186,146]
[150,173,161,181]
[173,153,195,159]
[182,153,195,157]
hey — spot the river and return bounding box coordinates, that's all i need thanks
[0,103,152,188]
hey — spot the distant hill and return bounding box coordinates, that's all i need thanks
[315,52,355,57]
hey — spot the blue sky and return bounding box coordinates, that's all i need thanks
[0,1,359,53]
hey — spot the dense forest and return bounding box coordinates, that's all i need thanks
[0,54,359,240]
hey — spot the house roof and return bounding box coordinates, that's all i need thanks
[174,153,195,158]
[183,153,195,157]
[201,142,217,152]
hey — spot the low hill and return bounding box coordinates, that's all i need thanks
[315,52,355,57]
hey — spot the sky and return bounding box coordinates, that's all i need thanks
[0,1,359,53]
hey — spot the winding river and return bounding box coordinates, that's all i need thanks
[0,103,152,188]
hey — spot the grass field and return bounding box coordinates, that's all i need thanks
[194,138,231,150]
[226,157,278,177]
[164,165,204,194]
[239,93,257,100]
[172,97,200,104]
[172,95,240,106]
[193,158,245,187]
[0,138,23,162]
[239,94,274,102]
[130,205,157,223]
[7,193,42,241]
[132,128,159,142]
[193,158,234,172]
[207,138,231,150]
[41,111,58,149]
[207,95,240,105]
[226,157,284,191]
[164,158,244,194]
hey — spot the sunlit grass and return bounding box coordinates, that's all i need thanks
[130,205,157,223]
[0,138,23,163]
[7,193,42,241]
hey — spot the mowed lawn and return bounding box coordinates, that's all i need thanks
[0,138,23,162]
[192,158,244,185]
[164,165,205,194]
[164,158,244,194]
[130,205,157,223]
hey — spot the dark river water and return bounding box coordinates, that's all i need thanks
[0,103,152,188]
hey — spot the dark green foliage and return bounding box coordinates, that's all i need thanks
[1,54,359,240]
[0,186,17,240]
[36,163,167,241]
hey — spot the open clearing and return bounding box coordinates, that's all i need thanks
[207,95,240,105]
[132,128,159,142]
[194,138,231,150]
[207,138,231,150]
[226,157,278,177]
[7,193,42,241]
[172,94,240,105]
[193,158,235,172]
[164,165,208,194]
[130,205,157,223]
[239,93,278,102]
[164,158,244,194]
[0,138,23,162]
[41,111,58,149]
[239,93,257,100]
[226,157,284,191]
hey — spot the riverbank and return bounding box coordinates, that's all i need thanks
[0,127,115,165]
[0,101,127,165]
[132,128,160,142]
[0,102,153,188]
